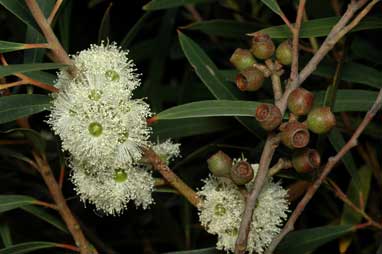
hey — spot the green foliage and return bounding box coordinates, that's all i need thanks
[0,0,381,253]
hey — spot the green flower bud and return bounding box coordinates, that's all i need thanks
[307,107,336,134]
[276,40,293,65]
[230,48,256,71]
[207,151,232,177]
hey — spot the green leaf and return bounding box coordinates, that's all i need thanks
[277,225,354,253]
[341,165,372,225]
[314,62,382,90]
[314,90,379,112]
[21,206,68,233]
[0,195,36,213]
[151,118,232,140]
[0,0,40,32]
[328,128,361,191]
[182,19,262,38]
[0,63,65,78]
[0,41,28,53]
[0,95,51,125]
[0,241,58,254]
[24,71,56,85]
[143,0,217,11]
[259,17,382,38]
[178,32,263,136]
[163,247,217,254]
[260,0,282,15]
[156,100,260,120]
[0,224,12,247]
[121,12,151,48]
[98,2,113,43]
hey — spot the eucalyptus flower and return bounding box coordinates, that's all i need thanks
[197,163,289,253]
[71,160,155,216]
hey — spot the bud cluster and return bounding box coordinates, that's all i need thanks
[229,32,336,174]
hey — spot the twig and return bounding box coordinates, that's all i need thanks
[327,179,382,230]
[278,12,294,32]
[47,0,63,24]
[33,200,58,210]
[143,148,201,207]
[268,158,292,177]
[185,4,202,22]
[265,88,382,254]
[25,0,72,67]
[32,152,96,254]
[234,134,280,254]
[290,0,306,82]
[0,53,58,92]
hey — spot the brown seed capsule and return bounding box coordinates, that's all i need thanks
[255,103,282,131]
[236,67,265,92]
[276,40,293,65]
[280,121,310,149]
[307,107,336,134]
[250,32,275,60]
[231,160,254,185]
[230,48,256,71]
[207,151,232,177]
[292,148,321,173]
[287,88,315,116]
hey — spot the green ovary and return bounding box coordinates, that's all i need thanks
[214,203,226,216]
[88,89,102,101]
[88,122,103,137]
[114,169,128,183]
[105,70,120,81]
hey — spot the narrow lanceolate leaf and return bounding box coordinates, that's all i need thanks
[178,32,239,99]
[0,224,12,247]
[0,95,51,125]
[121,12,151,48]
[21,206,68,233]
[328,128,360,191]
[0,0,40,33]
[163,247,217,254]
[0,63,65,78]
[260,0,282,15]
[258,17,382,38]
[182,20,263,38]
[341,165,372,225]
[0,241,58,254]
[151,118,232,140]
[0,195,36,213]
[143,0,217,11]
[314,62,382,90]
[314,90,379,112]
[178,32,263,136]
[0,41,28,53]
[97,2,113,43]
[24,71,56,85]
[277,224,354,253]
[156,100,260,120]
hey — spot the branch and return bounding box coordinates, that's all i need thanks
[234,134,280,254]
[47,0,63,24]
[265,88,382,254]
[32,152,96,254]
[327,179,382,230]
[143,148,201,207]
[290,0,306,82]
[25,0,72,67]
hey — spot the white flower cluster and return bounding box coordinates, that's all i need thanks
[197,163,289,253]
[49,42,180,215]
